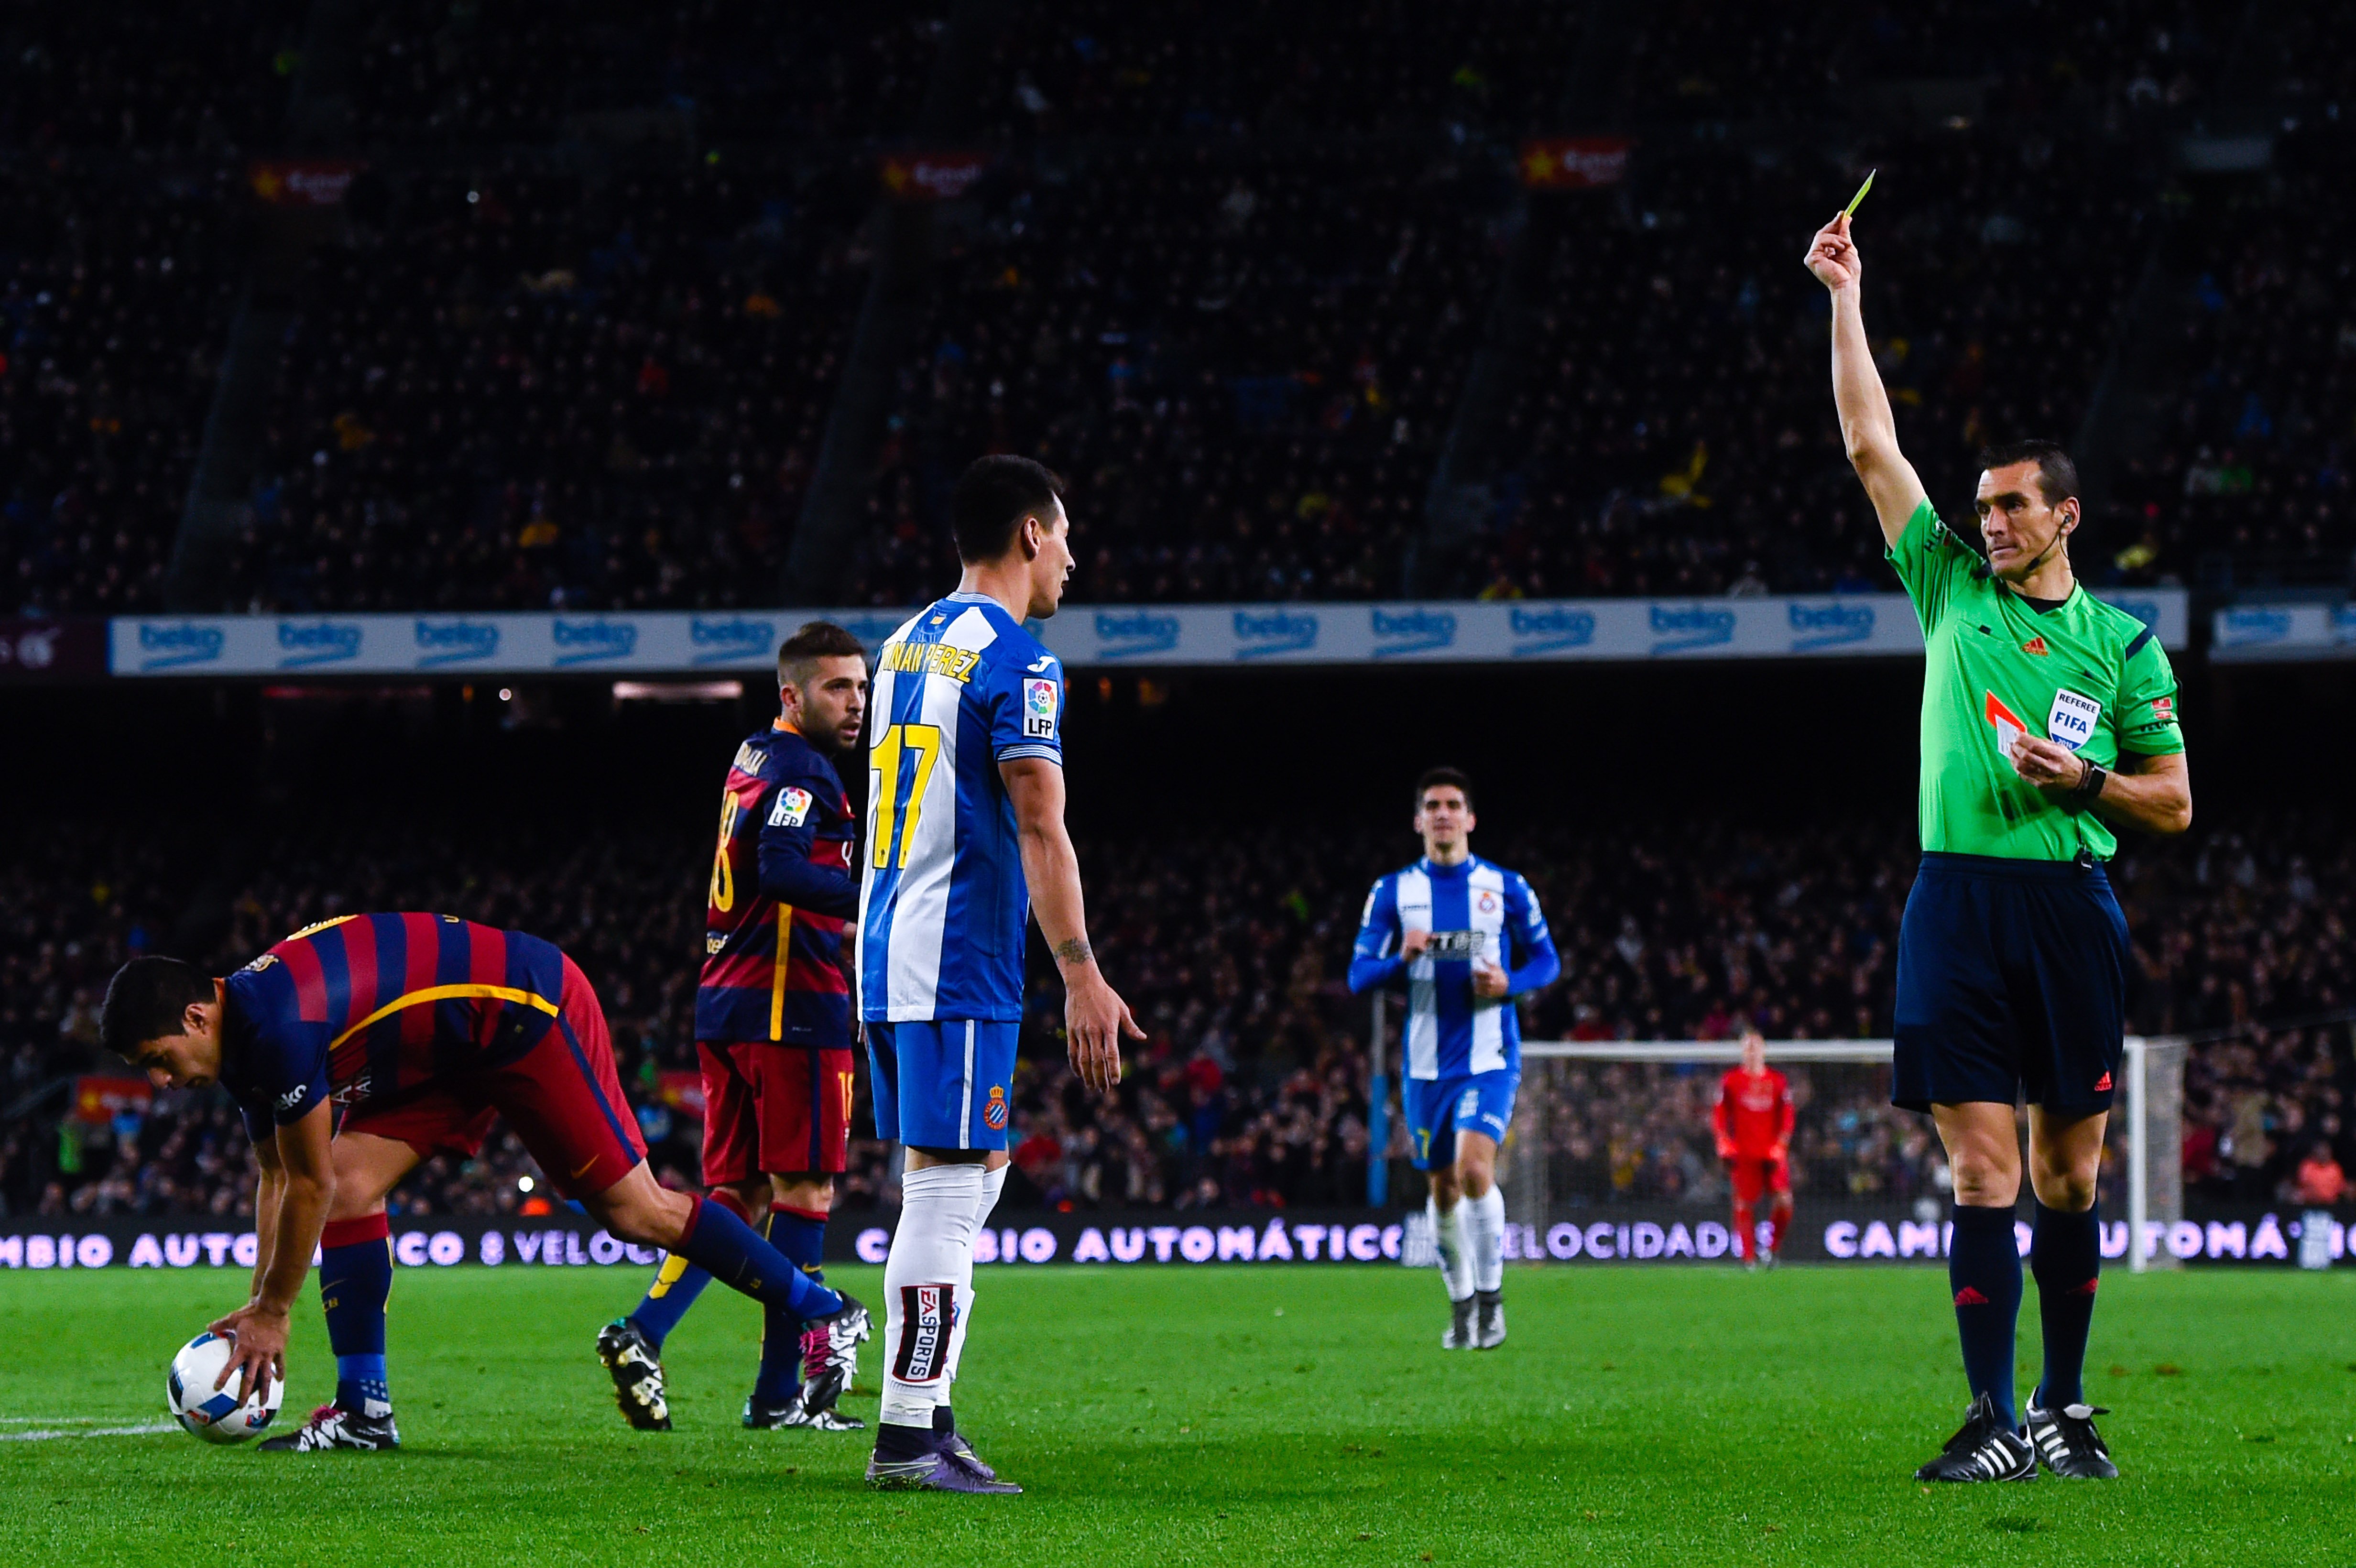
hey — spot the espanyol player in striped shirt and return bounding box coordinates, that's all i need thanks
[858,455,1143,1493]
[1351,769,1559,1351]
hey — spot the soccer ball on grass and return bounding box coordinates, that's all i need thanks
[166,1330,284,1443]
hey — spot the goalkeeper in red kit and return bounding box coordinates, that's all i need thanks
[1712,1031,1794,1269]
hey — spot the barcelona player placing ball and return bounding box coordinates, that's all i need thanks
[1807,201,2192,1481]
[99,916,868,1452]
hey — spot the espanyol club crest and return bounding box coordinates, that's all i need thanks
[984,1085,1009,1130]
[1023,677,1058,739]
[1476,890,1501,915]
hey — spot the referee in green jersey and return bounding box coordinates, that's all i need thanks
[1807,209,2192,1483]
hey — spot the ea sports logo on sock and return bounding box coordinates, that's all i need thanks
[894,1284,949,1383]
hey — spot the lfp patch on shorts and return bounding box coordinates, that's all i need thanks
[865,1018,1020,1151]
[1404,1068,1518,1170]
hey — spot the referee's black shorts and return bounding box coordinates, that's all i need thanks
[1891,851,2128,1117]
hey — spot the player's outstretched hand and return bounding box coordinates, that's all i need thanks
[206,1300,290,1406]
[1066,970,1143,1092]
[2009,735,2085,789]
[1804,212,1859,292]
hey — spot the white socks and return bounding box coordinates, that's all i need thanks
[1463,1183,1506,1294]
[942,1164,1009,1396]
[880,1162,986,1428]
[1430,1196,1473,1303]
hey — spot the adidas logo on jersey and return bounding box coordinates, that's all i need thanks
[2022,635,2050,656]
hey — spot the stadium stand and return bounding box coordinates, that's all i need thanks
[344,0,944,146]
[1471,128,2159,599]
[2131,16,2355,588]
[5,0,2342,610]
[848,142,1505,604]
[4,809,2346,1218]
[223,162,870,611]
[1,0,2349,1224]
[0,159,242,614]
[0,2,300,152]
[967,0,1579,141]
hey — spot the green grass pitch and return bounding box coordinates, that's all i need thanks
[6,1263,2354,1566]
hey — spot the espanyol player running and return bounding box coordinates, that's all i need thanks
[859,455,1143,1493]
[1349,769,1559,1350]
[98,916,866,1452]
[601,621,873,1434]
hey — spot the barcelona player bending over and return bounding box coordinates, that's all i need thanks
[100,915,866,1452]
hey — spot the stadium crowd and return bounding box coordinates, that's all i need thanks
[223,162,869,612]
[3,804,2346,1220]
[343,1,943,147]
[849,143,1503,605]
[969,0,1580,143]
[0,2,298,153]
[1468,126,2160,600]
[2127,35,2356,589]
[0,159,240,615]
[5,0,2346,613]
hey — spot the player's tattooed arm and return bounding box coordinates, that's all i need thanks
[1003,756,1144,1090]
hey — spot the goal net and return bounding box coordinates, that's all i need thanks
[1406,1038,2186,1269]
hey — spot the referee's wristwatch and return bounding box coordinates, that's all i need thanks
[2070,755,2108,806]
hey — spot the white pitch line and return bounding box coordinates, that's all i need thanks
[0,1421,180,1442]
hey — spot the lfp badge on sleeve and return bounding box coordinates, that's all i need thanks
[2047,688,2101,752]
[1023,677,1058,739]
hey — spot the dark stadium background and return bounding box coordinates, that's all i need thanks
[1,0,2351,1248]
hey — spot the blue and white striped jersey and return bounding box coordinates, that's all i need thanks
[858,593,1064,1023]
[1347,856,1560,1079]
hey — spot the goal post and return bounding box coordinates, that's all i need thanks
[1479,1037,2184,1269]
[2121,1034,2187,1274]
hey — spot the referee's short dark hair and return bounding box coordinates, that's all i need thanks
[1977,439,2080,508]
[99,956,215,1057]
[1415,767,1474,810]
[952,455,1065,563]
[777,620,867,688]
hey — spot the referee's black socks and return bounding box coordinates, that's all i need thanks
[1949,1203,2024,1428]
[2030,1200,2102,1410]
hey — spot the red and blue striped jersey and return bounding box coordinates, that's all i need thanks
[694,721,858,1046]
[218,913,568,1141]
